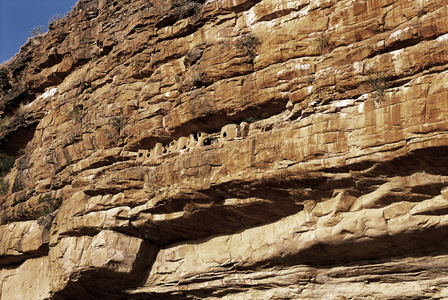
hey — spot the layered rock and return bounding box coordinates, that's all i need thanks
[1,0,448,298]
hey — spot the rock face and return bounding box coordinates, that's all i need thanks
[1,0,448,298]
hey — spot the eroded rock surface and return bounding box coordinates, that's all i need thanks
[1,0,448,298]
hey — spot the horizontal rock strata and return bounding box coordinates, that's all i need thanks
[1,0,448,298]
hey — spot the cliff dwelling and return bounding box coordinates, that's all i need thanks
[1,0,448,299]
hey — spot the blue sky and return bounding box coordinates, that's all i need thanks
[0,0,78,63]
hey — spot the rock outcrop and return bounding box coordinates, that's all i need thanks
[1,0,448,298]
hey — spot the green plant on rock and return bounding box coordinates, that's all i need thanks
[0,153,16,196]
[37,206,55,229]
[235,33,261,59]
[110,115,128,132]
[37,194,61,230]
[0,179,8,196]
[172,0,205,19]
[38,194,53,205]
[244,116,258,124]
[367,73,391,102]
[69,104,83,122]
[315,32,332,55]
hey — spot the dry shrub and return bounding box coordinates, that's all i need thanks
[315,33,333,55]
[37,194,62,229]
[172,0,204,19]
[235,33,261,59]
[367,72,391,102]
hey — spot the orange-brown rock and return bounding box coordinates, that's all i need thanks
[1,0,448,298]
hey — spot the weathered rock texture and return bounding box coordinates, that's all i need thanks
[1,0,448,298]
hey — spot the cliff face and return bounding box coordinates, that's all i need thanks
[1,0,448,298]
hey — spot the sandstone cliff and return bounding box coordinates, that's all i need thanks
[1,0,448,298]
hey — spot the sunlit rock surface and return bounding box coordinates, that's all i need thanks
[1,0,448,298]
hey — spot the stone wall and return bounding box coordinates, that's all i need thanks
[136,122,249,162]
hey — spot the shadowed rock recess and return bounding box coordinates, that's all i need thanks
[1,0,448,298]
